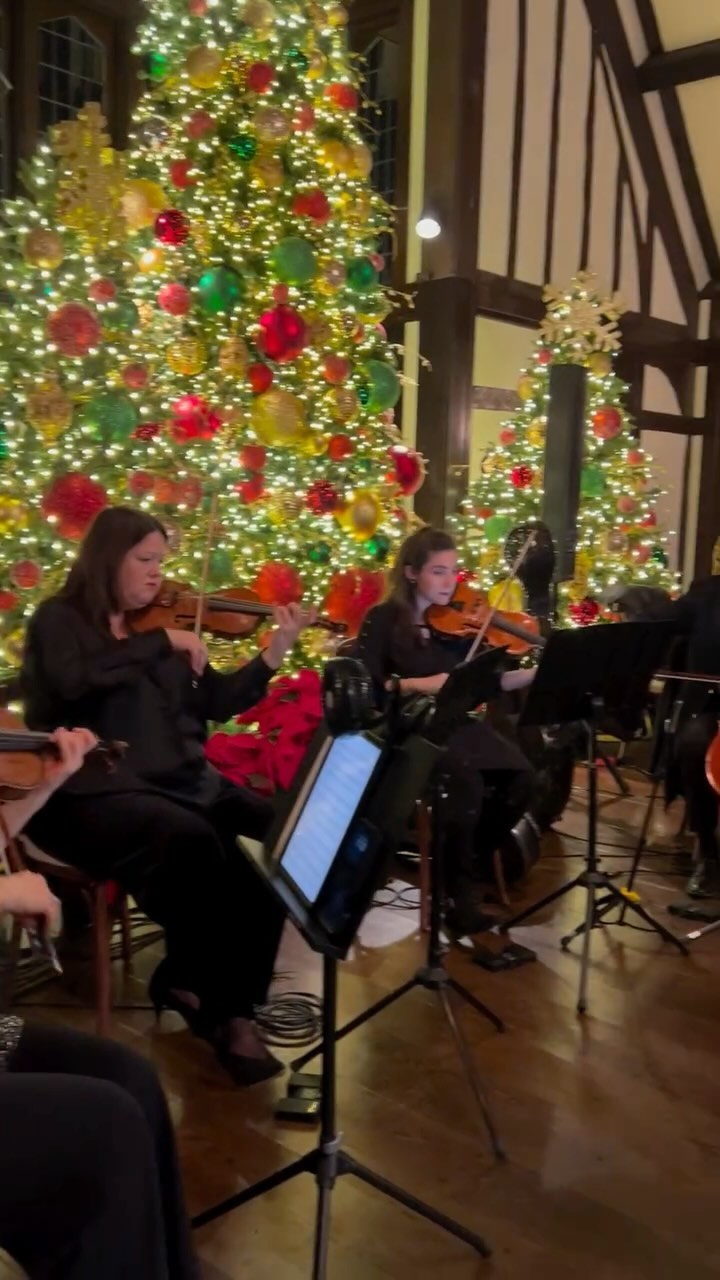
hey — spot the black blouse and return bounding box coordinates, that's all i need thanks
[356,601,503,702]
[21,596,273,803]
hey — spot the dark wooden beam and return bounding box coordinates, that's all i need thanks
[696,298,720,576]
[634,409,705,436]
[348,0,401,49]
[637,39,720,92]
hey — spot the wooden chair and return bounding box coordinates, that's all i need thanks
[8,837,133,1037]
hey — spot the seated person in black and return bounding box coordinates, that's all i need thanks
[355,527,537,934]
[20,506,308,1086]
[662,576,720,898]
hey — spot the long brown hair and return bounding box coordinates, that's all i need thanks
[58,506,167,633]
[385,527,457,638]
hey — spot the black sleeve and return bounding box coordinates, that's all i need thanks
[198,653,274,724]
[24,599,171,702]
[662,581,702,634]
[355,606,394,691]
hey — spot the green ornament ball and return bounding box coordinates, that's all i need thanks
[357,384,370,408]
[346,257,378,292]
[286,46,309,71]
[84,391,138,440]
[308,541,332,565]
[354,456,374,474]
[484,515,512,543]
[365,359,401,413]
[651,546,668,567]
[109,297,139,330]
[580,465,605,498]
[228,134,257,161]
[208,548,234,585]
[197,266,243,314]
[147,52,169,82]
[368,533,390,562]
[0,433,7,462]
[272,236,317,285]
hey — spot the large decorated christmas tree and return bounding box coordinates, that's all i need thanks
[453,273,674,626]
[0,0,423,672]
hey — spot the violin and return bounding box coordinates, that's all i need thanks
[0,708,125,800]
[129,581,346,641]
[426,580,545,657]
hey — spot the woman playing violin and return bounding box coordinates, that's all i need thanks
[355,528,538,935]
[0,726,198,1280]
[20,506,306,1085]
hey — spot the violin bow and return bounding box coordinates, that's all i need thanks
[464,531,537,664]
[193,491,219,641]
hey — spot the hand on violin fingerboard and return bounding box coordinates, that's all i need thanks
[500,668,536,693]
[44,728,97,791]
[263,604,309,671]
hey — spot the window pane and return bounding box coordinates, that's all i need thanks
[37,16,104,135]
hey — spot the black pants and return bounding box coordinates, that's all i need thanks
[27,785,286,1022]
[675,713,719,855]
[0,1023,197,1280]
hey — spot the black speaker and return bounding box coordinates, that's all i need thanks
[541,364,587,581]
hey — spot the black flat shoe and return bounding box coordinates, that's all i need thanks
[686,860,720,899]
[149,961,210,1039]
[214,1045,285,1087]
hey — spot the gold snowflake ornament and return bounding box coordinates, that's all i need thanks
[540,271,626,356]
[51,102,127,251]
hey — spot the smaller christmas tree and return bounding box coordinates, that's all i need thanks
[453,273,675,625]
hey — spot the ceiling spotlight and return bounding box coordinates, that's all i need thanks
[416,213,441,240]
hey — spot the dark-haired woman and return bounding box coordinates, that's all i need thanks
[356,528,537,934]
[21,506,307,1085]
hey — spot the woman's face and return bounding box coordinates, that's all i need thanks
[406,550,458,607]
[116,532,167,612]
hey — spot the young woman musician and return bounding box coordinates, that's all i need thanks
[20,506,306,1085]
[0,727,198,1280]
[355,527,537,934]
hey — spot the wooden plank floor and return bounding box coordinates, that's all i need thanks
[16,773,720,1278]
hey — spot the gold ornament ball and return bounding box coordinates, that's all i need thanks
[269,491,304,523]
[527,418,546,448]
[330,387,359,422]
[587,351,612,376]
[218,336,249,379]
[255,106,291,144]
[4,627,26,667]
[517,375,535,402]
[480,453,497,476]
[308,51,327,80]
[26,384,73,440]
[567,581,588,604]
[122,179,166,231]
[319,139,352,173]
[251,154,285,189]
[487,578,524,613]
[304,311,333,349]
[251,389,307,447]
[242,0,276,31]
[348,142,373,179]
[299,430,327,457]
[167,337,207,377]
[345,490,382,540]
[0,498,28,535]
[575,550,592,578]
[186,46,225,89]
[327,4,349,26]
[24,228,64,269]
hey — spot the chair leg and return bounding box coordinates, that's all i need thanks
[93,885,111,1037]
[1,919,23,1012]
[418,804,431,934]
[118,893,133,974]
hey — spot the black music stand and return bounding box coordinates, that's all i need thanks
[499,622,688,1014]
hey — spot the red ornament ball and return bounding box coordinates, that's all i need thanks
[127,469,155,497]
[511,464,534,489]
[239,444,267,471]
[133,422,162,440]
[627,448,645,466]
[617,494,636,515]
[236,474,265,504]
[10,561,42,591]
[306,480,340,514]
[477,507,495,520]
[247,362,274,395]
[293,103,315,132]
[499,428,516,446]
[158,282,191,315]
[370,253,385,273]
[323,355,350,385]
[42,473,108,532]
[188,0,207,14]
[641,511,657,528]
[536,347,553,366]
[247,61,275,93]
[175,476,203,508]
[253,562,303,605]
[389,445,426,497]
[325,83,359,110]
[327,433,354,461]
[187,110,215,139]
[47,303,101,357]
[323,569,384,636]
[635,545,651,564]
[257,305,307,363]
[89,278,117,304]
[273,284,290,305]
[569,597,600,627]
[592,407,622,440]
[292,189,331,223]
[122,362,149,390]
[154,209,190,246]
[0,590,18,611]
[169,159,196,189]
[169,395,221,442]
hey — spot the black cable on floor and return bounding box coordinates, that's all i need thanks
[255,991,323,1047]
